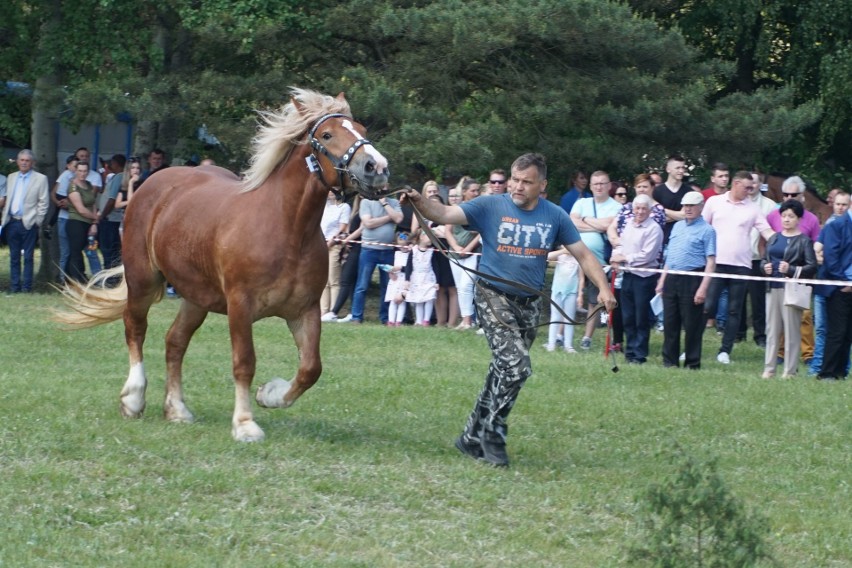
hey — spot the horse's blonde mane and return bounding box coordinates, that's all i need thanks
[241,87,352,192]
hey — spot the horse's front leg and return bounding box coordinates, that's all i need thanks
[228,301,264,442]
[256,309,322,409]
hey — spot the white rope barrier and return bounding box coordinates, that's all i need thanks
[337,239,852,287]
[615,265,852,287]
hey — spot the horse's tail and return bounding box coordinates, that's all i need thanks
[53,266,155,329]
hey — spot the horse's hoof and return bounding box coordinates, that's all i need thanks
[256,378,291,408]
[232,421,265,442]
[120,363,147,418]
[164,405,195,423]
[119,400,146,419]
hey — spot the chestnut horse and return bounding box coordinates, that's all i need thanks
[55,88,389,441]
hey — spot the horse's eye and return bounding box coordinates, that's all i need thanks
[322,132,332,140]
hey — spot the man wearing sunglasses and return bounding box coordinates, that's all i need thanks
[484,169,508,195]
[765,176,820,240]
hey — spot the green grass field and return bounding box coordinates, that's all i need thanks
[0,253,849,566]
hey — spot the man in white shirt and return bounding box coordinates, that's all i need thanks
[571,170,621,350]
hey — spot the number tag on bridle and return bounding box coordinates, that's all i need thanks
[305,155,320,173]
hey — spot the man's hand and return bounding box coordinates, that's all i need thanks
[400,188,420,207]
[598,288,618,312]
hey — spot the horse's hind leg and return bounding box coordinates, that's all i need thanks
[163,300,209,423]
[120,280,162,418]
[256,311,322,409]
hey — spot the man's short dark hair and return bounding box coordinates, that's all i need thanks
[111,154,127,168]
[511,153,547,181]
[732,170,753,183]
[666,155,685,166]
[711,162,729,173]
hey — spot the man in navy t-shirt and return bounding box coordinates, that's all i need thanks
[403,153,615,467]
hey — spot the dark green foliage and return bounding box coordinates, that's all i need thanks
[1,0,833,189]
[629,0,852,190]
[628,446,776,567]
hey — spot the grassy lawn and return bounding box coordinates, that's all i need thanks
[0,252,849,566]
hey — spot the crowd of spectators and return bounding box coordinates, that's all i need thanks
[2,148,850,380]
[314,157,850,380]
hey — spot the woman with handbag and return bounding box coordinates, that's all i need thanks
[760,200,817,378]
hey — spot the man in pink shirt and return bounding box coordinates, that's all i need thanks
[702,171,775,364]
[765,176,821,240]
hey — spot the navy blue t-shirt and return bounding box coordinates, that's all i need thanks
[459,194,581,295]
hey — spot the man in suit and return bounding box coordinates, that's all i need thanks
[816,206,852,380]
[1,149,50,293]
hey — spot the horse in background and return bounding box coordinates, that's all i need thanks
[763,173,832,224]
[55,88,390,442]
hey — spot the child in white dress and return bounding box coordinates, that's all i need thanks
[545,247,581,352]
[403,231,439,326]
[383,232,411,326]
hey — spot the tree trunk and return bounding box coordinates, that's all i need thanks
[32,0,63,285]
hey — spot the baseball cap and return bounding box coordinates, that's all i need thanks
[681,191,704,206]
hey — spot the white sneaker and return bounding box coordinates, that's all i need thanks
[716,352,731,364]
[679,352,686,362]
[476,328,485,335]
[321,312,338,322]
[565,347,577,354]
[337,314,353,323]
[544,344,555,352]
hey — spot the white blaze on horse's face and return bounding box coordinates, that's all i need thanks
[341,119,388,175]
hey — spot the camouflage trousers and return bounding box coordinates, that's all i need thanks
[460,283,542,447]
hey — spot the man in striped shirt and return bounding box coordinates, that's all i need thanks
[656,192,716,369]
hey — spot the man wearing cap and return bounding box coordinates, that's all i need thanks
[657,191,716,369]
[701,171,774,364]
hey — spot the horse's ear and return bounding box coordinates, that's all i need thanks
[292,96,307,114]
[335,92,346,102]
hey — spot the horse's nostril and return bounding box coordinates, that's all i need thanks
[365,161,375,173]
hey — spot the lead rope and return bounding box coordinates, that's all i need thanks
[388,188,609,332]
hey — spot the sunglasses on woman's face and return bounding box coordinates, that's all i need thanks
[615,193,627,197]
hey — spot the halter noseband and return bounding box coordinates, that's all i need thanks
[306,113,383,198]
